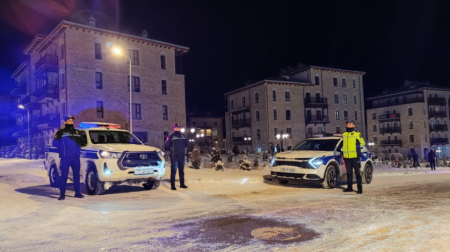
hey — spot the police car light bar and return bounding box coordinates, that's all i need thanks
[79,122,121,129]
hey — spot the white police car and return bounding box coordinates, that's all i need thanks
[44,122,166,195]
[271,134,373,189]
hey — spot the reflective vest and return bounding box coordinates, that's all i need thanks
[342,131,365,159]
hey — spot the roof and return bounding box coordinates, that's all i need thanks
[11,62,29,78]
[224,77,312,96]
[366,82,450,100]
[283,65,366,76]
[24,20,189,55]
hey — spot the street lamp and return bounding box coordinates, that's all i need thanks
[181,128,185,133]
[18,105,30,160]
[112,47,133,133]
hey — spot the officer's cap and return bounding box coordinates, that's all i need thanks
[64,116,75,122]
[173,123,181,128]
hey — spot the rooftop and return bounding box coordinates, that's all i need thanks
[367,80,450,100]
[224,77,312,96]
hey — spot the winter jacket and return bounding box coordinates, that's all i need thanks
[428,151,436,162]
[52,125,83,158]
[342,129,365,159]
[165,131,187,159]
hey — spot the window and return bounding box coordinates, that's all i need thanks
[373,136,377,143]
[214,122,218,127]
[372,112,376,120]
[61,73,66,90]
[335,110,340,120]
[214,130,218,136]
[255,93,259,103]
[274,109,277,120]
[354,95,357,104]
[257,129,261,140]
[343,94,347,104]
[272,91,276,101]
[95,43,102,60]
[95,72,102,89]
[230,100,234,109]
[162,105,168,120]
[286,109,291,120]
[274,128,278,137]
[315,76,320,85]
[408,108,413,116]
[333,78,338,87]
[160,55,166,70]
[61,44,65,60]
[161,80,167,95]
[409,135,414,142]
[128,50,139,65]
[336,127,340,133]
[353,79,356,88]
[285,92,291,102]
[344,111,348,120]
[128,76,140,92]
[134,132,148,143]
[355,111,358,120]
[409,121,413,129]
[255,111,260,121]
[96,101,103,118]
[242,97,246,107]
[287,128,292,138]
[373,125,377,132]
[342,79,346,87]
[133,104,141,119]
[318,127,323,133]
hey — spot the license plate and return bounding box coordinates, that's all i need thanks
[134,168,154,175]
[281,168,295,173]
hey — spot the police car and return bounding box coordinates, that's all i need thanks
[44,122,166,195]
[271,134,373,189]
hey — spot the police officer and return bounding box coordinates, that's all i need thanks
[165,123,188,190]
[52,116,84,200]
[342,120,365,194]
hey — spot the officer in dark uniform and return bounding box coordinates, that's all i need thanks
[165,123,188,190]
[342,120,365,194]
[52,116,84,200]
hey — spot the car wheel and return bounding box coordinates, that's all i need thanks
[143,179,161,190]
[49,165,60,188]
[322,165,338,189]
[85,166,105,195]
[277,179,289,185]
[362,163,373,184]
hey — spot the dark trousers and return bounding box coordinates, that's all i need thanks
[430,161,436,170]
[170,156,185,187]
[344,158,362,190]
[60,157,81,196]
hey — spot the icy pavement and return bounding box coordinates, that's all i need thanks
[1,159,450,251]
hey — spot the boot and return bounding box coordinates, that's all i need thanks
[171,186,177,190]
[74,193,84,198]
[357,186,363,194]
[180,185,188,189]
[58,195,65,200]
[343,187,353,192]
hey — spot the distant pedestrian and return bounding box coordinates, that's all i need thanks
[411,149,420,168]
[428,149,436,170]
[270,143,275,156]
[165,123,188,190]
[276,144,281,153]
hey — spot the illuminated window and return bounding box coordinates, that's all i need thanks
[96,101,103,118]
[162,105,168,120]
[128,50,139,65]
[96,72,102,89]
[161,80,167,95]
[95,43,102,60]
[160,55,166,70]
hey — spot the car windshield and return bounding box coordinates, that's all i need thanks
[89,131,142,145]
[292,139,340,151]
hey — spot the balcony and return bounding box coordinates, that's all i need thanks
[231,105,250,113]
[429,110,447,119]
[305,115,329,124]
[380,140,402,147]
[304,97,328,108]
[379,113,400,122]
[232,136,252,145]
[231,118,251,128]
[370,96,424,109]
[10,82,26,96]
[430,124,448,132]
[35,55,58,76]
[36,84,59,103]
[22,95,40,109]
[37,114,60,130]
[428,97,446,106]
[379,126,401,135]
[431,138,449,145]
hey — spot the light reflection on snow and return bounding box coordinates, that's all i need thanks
[241,177,249,184]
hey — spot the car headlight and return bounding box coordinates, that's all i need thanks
[308,156,323,169]
[157,151,165,159]
[99,150,122,159]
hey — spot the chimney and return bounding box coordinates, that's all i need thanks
[140,29,148,38]
[89,15,96,27]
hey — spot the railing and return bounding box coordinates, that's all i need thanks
[379,126,401,134]
[36,84,59,101]
[370,97,424,109]
[430,124,448,132]
[304,97,328,106]
[431,138,449,145]
[38,114,60,125]
[305,115,329,124]
[380,140,402,146]
[379,113,400,121]
[429,110,447,118]
[35,55,58,71]
[10,81,26,95]
[428,97,446,105]
[231,118,251,128]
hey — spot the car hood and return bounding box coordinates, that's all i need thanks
[88,144,161,153]
[275,150,332,159]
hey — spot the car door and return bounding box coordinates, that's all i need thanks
[334,140,346,176]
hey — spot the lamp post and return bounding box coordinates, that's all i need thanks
[112,47,133,133]
[18,105,30,159]
[244,137,251,153]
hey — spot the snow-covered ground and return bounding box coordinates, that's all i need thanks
[1,158,450,251]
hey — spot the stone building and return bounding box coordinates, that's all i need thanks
[186,110,224,149]
[224,64,366,153]
[366,80,450,159]
[9,16,189,151]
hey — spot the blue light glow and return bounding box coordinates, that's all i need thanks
[103,163,113,175]
[308,157,323,169]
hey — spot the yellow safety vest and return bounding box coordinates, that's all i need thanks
[342,131,365,159]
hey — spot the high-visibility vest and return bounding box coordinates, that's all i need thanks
[342,131,365,159]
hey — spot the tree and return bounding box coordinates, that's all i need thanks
[232,144,240,156]
[191,144,201,169]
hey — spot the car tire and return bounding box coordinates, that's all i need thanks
[49,164,60,188]
[322,165,338,189]
[362,163,373,184]
[277,179,289,185]
[85,166,105,195]
[143,179,161,190]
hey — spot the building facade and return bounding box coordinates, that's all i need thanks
[187,116,224,148]
[224,65,366,153]
[10,16,189,152]
[367,81,450,159]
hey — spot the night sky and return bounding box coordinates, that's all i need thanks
[1,0,450,115]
